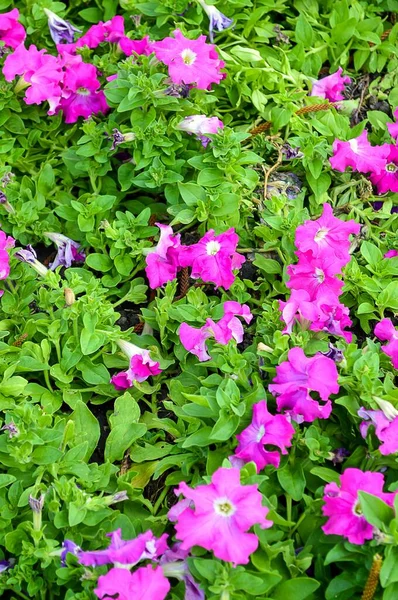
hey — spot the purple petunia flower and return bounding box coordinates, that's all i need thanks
[44,232,85,270]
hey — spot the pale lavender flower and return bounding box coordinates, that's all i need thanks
[160,544,205,600]
[197,0,233,42]
[44,232,85,270]
[15,246,49,277]
[44,9,81,45]
[0,422,18,438]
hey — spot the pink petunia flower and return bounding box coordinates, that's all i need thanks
[358,406,398,455]
[374,318,398,369]
[145,223,181,289]
[3,44,63,110]
[385,249,398,258]
[170,467,272,566]
[286,251,344,300]
[177,115,224,147]
[294,203,360,266]
[119,35,152,56]
[94,565,170,600]
[179,228,244,289]
[269,347,339,423]
[234,400,295,471]
[56,60,108,123]
[79,529,167,567]
[0,8,26,49]
[369,144,398,194]
[330,131,389,174]
[387,108,398,140]
[110,339,162,390]
[152,29,225,90]
[56,16,125,54]
[0,230,14,283]
[310,67,351,102]
[279,289,320,335]
[322,468,396,544]
[310,291,353,343]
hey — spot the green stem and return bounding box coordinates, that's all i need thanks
[153,485,170,514]
[286,494,292,523]
[4,588,30,600]
[43,370,53,393]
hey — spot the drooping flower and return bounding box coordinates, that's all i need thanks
[234,400,295,471]
[15,246,49,278]
[44,232,85,270]
[170,467,272,566]
[358,405,398,455]
[61,540,80,566]
[196,0,233,42]
[322,468,396,544]
[78,529,167,567]
[179,322,213,362]
[160,544,205,600]
[152,29,225,90]
[269,347,339,423]
[145,223,181,289]
[330,131,389,174]
[56,16,125,54]
[369,144,398,194]
[119,35,152,56]
[44,9,81,45]
[310,67,351,102]
[110,339,162,390]
[385,249,398,258]
[286,251,344,300]
[387,107,398,140]
[94,565,170,600]
[3,44,63,111]
[0,9,26,49]
[179,228,244,289]
[177,115,224,147]
[56,60,109,123]
[294,203,360,266]
[374,318,398,369]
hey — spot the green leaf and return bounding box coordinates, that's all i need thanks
[361,241,383,267]
[381,547,398,588]
[273,577,320,599]
[0,474,16,489]
[80,329,106,355]
[69,401,100,461]
[358,491,394,530]
[178,182,206,206]
[295,14,314,45]
[31,446,63,465]
[86,253,113,272]
[277,462,306,501]
[310,467,340,484]
[253,254,281,275]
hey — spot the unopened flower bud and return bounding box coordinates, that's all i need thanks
[64,288,75,306]
[15,246,49,277]
[0,422,19,438]
[105,491,129,505]
[257,342,273,353]
[29,493,45,531]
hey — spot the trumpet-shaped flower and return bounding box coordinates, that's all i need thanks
[94,565,170,600]
[269,347,339,423]
[234,400,295,471]
[145,223,181,289]
[56,60,108,123]
[330,131,389,174]
[15,246,49,278]
[170,467,272,565]
[286,251,344,299]
[310,67,351,102]
[322,468,396,544]
[160,544,205,600]
[179,322,213,362]
[44,232,85,270]
[369,144,398,194]
[0,8,26,49]
[110,339,162,390]
[374,318,398,369]
[294,203,360,266]
[358,407,398,455]
[385,249,398,258]
[152,29,225,90]
[179,228,244,289]
[44,9,81,45]
[177,115,224,147]
[119,35,152,56]
[197,0,233,42]
[0,230,14,282]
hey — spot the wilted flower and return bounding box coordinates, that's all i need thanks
[110,339,162,390]
[177,115,224,147]
[0,8,26,49]
[0,422,18,438]
[329,447,350,465]
[160,544,205,600]
[0,560,11,573]
[152,29,225,90]
[29,493,45,530]
[44,232,85,270]
[310,67,351,102]
[164,83,191,98]
[43,9,81,45]
[282,143,303,160]
[321,343,344,363]
[170,467,272,566]
[322,468,396,544]
[15,246,49,278]
[94,565,170,600]
[273,25,290,44]
[196,0,233,42]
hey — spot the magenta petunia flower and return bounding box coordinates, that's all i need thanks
[177,115,224,147]
[179,322,213,362]
[79,529,167,567]
[56,16,125,54]
[160,543,205,600]
[0,230,14,282]
[294,203,360,266]
[94,565,170,600]
[329,131,389,174]
[385,249,398,258]
[387,108,398,140]
[310,67,351,102]
[3,44,63,110]
[286,251,344,300]
[119,35,152,56]
[110,339,162,390]
[322,468,396,544]
[369,144,398,194]
[179,228,244,289]
[170,467,272,566]
[234,400,295,471]
[311,290,353,343]
[56,60,108,123]
[152,29,225,90]
[0,8,26,49]
[358,406,398,455]
[44,232,85,270]
[269,347,339,423]
[374,318,398,369]
[145,223,181,289]
[279,289,320,335]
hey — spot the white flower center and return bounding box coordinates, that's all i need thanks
[349,138,359,153]
[180,49,197,65]
[213,497,236,517]
[77,87,90,96]
[314,227,329,242]
[314,268,325,283]
[256,425,265,443]
[386,162,398,173]
[206,240,221,256]
[352,499,363,517]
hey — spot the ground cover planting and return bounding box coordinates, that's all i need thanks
[0,0,397,598]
